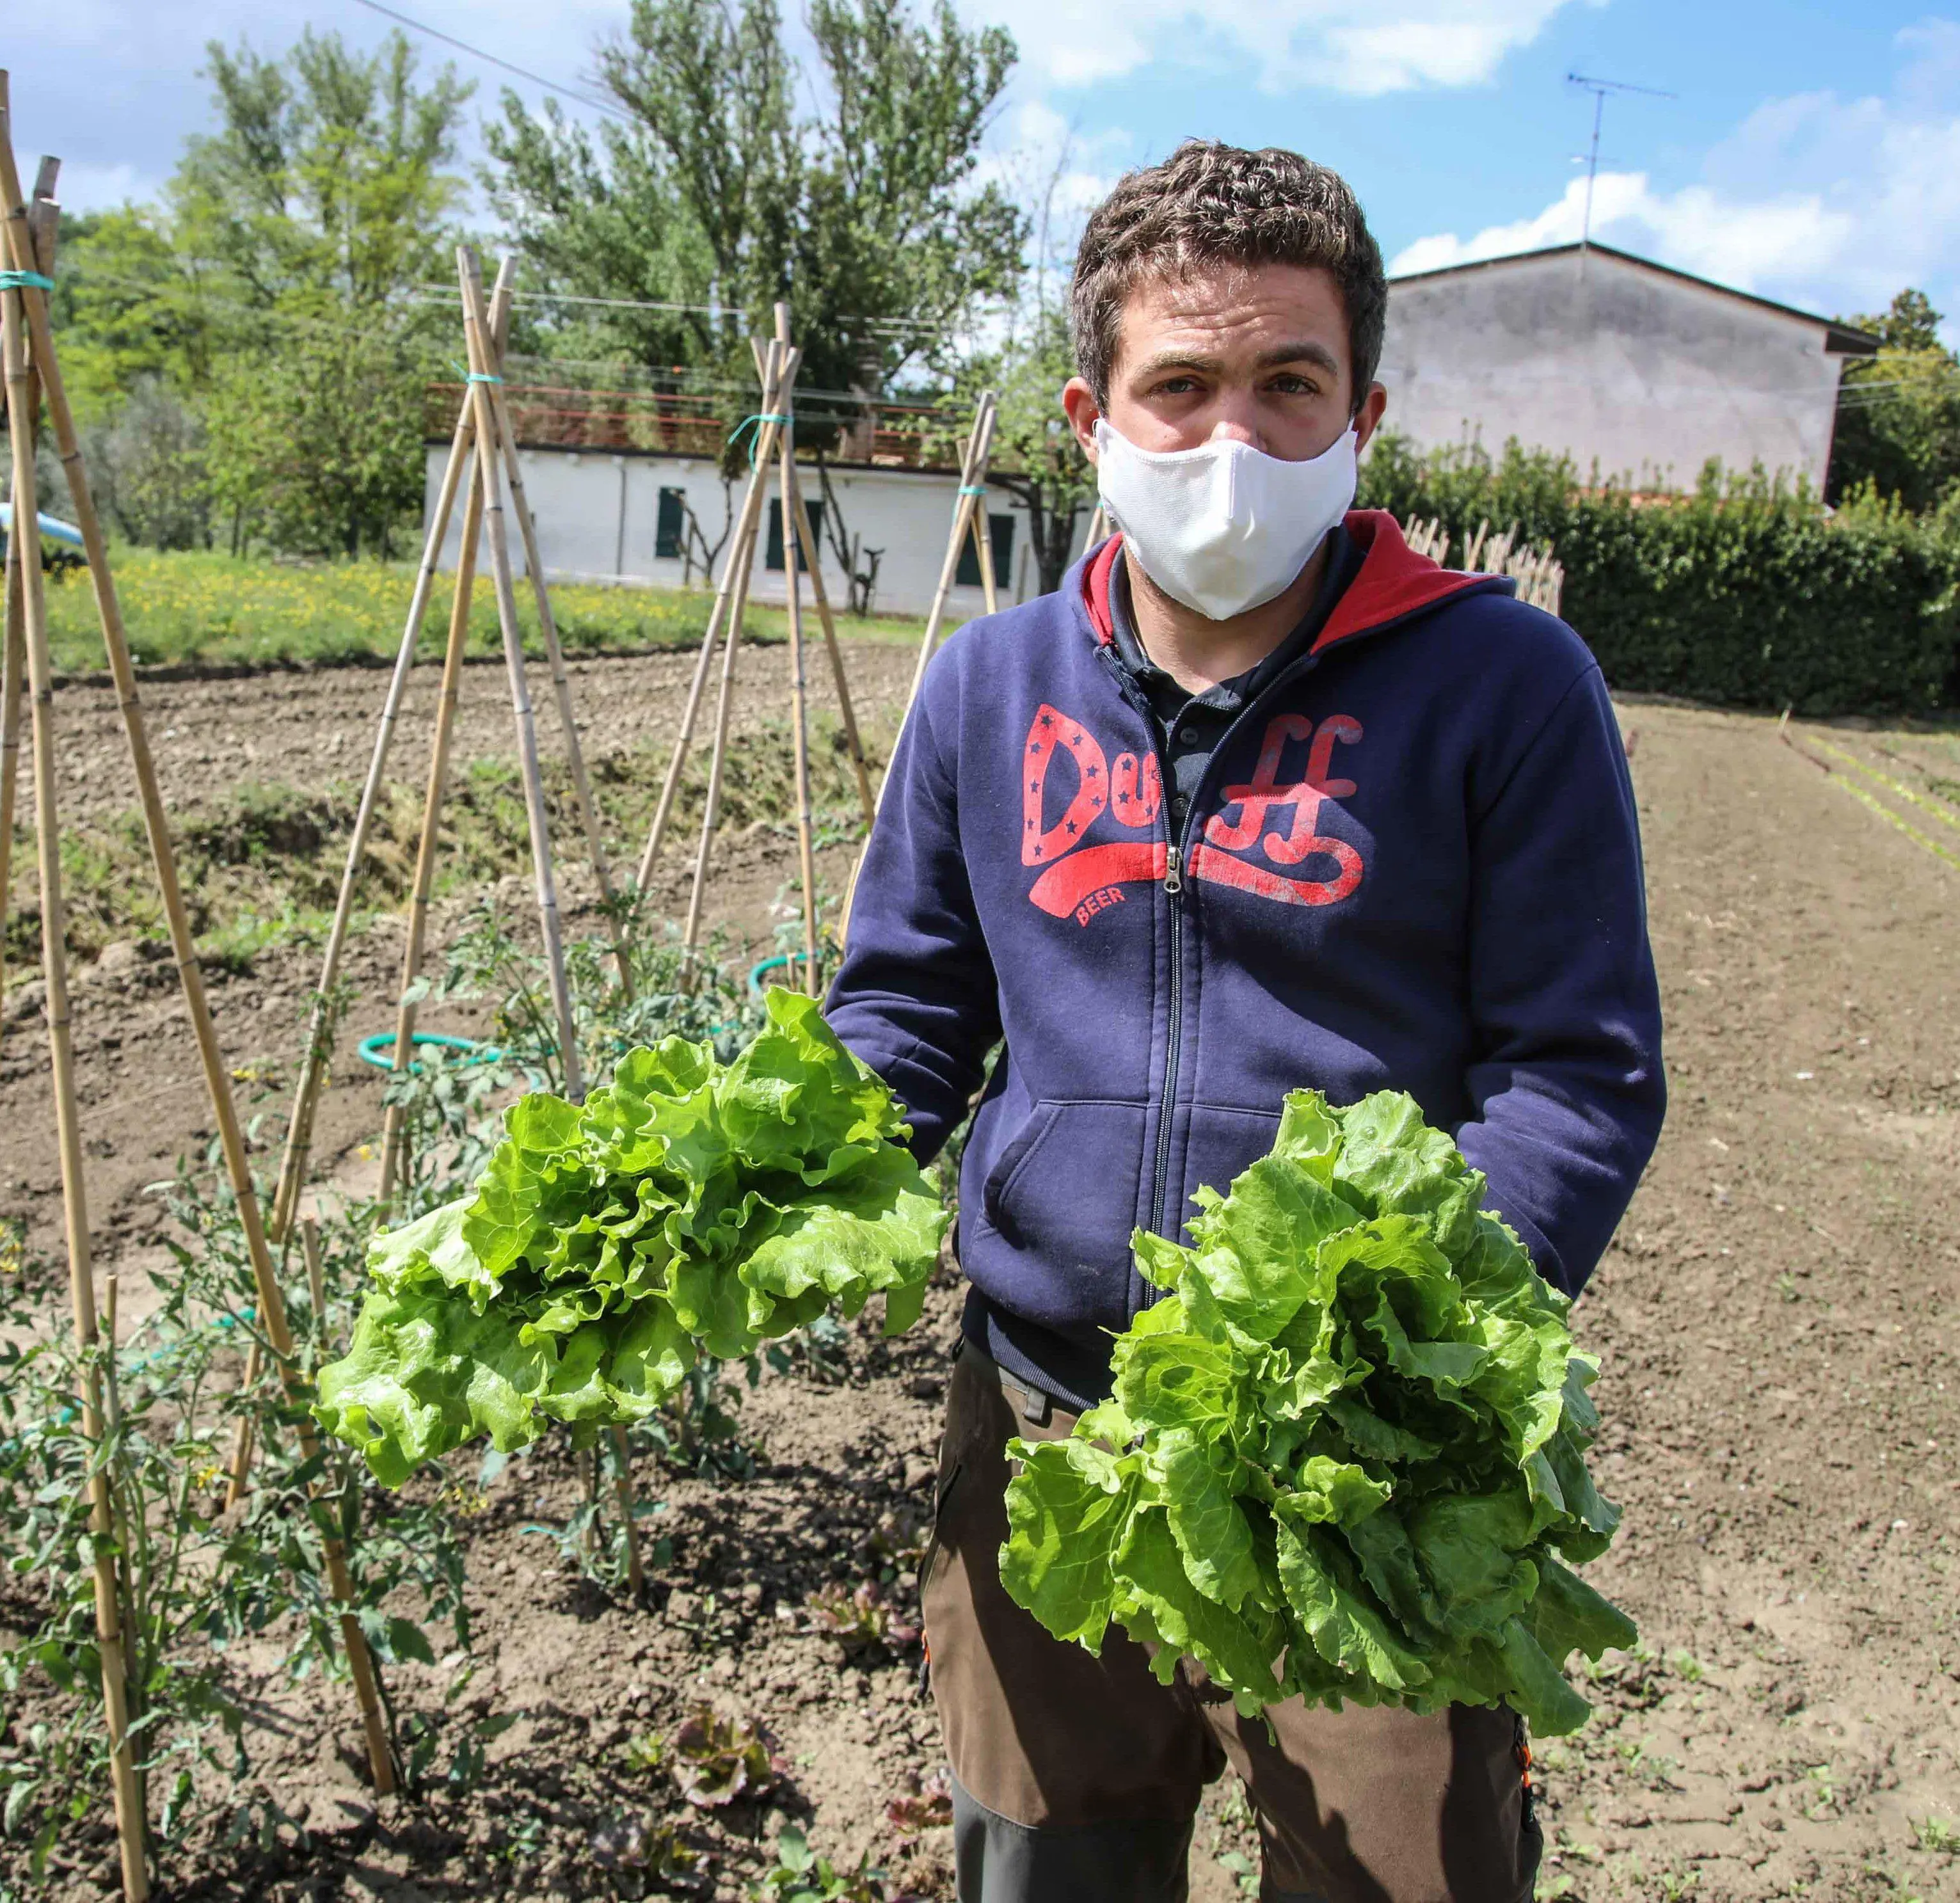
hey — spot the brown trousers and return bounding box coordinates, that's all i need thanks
[923,1344,1542,1903]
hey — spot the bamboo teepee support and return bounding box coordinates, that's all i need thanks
[266,262,514,1248]
[227,269,515,1503]
[781,461,875,831]
[371,285,507,1213]
[0,77,395,1799]
[1083,502,1110,553]
[902,392,998,718]
[458,248,584,1099]
[635,342,794,888]
[681,329,802,956]
[0,161,54,1039]
[776,335,821,992]
[0,497,22,1018]
[838,392,999,950]
[477,314,633,999]
[969,482,999,616]
[1,195,148,1903]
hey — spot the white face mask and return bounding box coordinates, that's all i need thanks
[1094,420,1358,622]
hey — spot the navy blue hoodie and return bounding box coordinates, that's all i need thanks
[828,512,1664,1410]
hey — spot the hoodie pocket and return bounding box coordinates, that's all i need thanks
[976,1100,1149,1292]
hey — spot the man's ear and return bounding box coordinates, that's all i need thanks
[1061,376,1103,461]
[1353,381,1388,454]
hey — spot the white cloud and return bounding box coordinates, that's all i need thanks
[1389,170,1856,289]
[963,0,1588,92]
[1390,22,1960,329]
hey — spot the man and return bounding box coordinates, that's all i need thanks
[827,141,1664,1903]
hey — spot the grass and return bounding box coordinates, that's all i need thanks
[42,548,934,676]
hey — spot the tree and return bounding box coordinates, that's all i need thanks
[203,316,431,559]
[86,380,214,551]
[38,30,470,557]
[39,209,225,426]
[483,0,1025,406]
[1828,288,1960,512]
[173,29,474,310]
[968,307,1096,596]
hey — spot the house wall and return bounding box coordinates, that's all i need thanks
[424,448,1088,617]
[1376,248,1849,491]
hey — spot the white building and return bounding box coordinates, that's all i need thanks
[422,386,1058,619]
[1375,241,1877,492]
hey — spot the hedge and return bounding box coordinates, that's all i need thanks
[1358,436,1960,716]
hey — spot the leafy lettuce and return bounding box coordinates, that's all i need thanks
[1000,1089,1635,1735]
[317,991,946,1483]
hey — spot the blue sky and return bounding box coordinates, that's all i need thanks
[8,0,1957,335]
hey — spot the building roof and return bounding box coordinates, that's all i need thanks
[1389,240,1881,357]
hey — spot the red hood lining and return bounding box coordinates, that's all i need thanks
[1080,509,1503,655]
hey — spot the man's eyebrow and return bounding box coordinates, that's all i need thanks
[1126,340,1342,379]
[1255,340,1341,376]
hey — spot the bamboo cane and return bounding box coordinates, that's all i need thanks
[3,257,150,1903]
[0,83,397,1796]
[902,393,998,718]
[99,1268,147,1826]
[301,1217,328,1352]
[266,262,514,1250]
[781,461,874,829]
[372,450,481,1206]
[836,395,998,952]
[476,301,633,999]
[0,163,54,1046]
[458,248,583,1100]
[1084,502,1109,552]
[682,336,802,956]
[776,323,820,993]
[634,353,795,888]
[0,407,23,1035]
[970,486,999,616]
[373,358,493,1211]
[0,503,20,1017]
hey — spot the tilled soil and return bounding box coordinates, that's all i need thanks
[2,662,1957,1903]
[1,639,917,1274]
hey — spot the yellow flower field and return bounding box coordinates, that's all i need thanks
[40,548,924,674]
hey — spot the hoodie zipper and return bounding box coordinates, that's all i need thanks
[1101,646,1323,1243]
[1109,646,1355,1244]
[1149,834,1186,1236]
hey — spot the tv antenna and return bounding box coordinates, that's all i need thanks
[1566,72,1676,245]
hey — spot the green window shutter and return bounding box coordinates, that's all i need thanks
[957,511,1014,588]
[655,487,685,559]
[767,498,821,571]
[990,511,1014,580]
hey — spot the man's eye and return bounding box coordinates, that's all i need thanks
[1153,377,1200,396]
[1268,374,1317,395]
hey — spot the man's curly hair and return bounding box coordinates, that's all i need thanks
[1071,140,1387,411]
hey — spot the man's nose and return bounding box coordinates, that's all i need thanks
[1207,403,1263,451]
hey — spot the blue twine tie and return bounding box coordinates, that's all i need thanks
[451,360,504,383]
[0,269,54,292]
[729,412,792,465]
[958,485,987,496]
